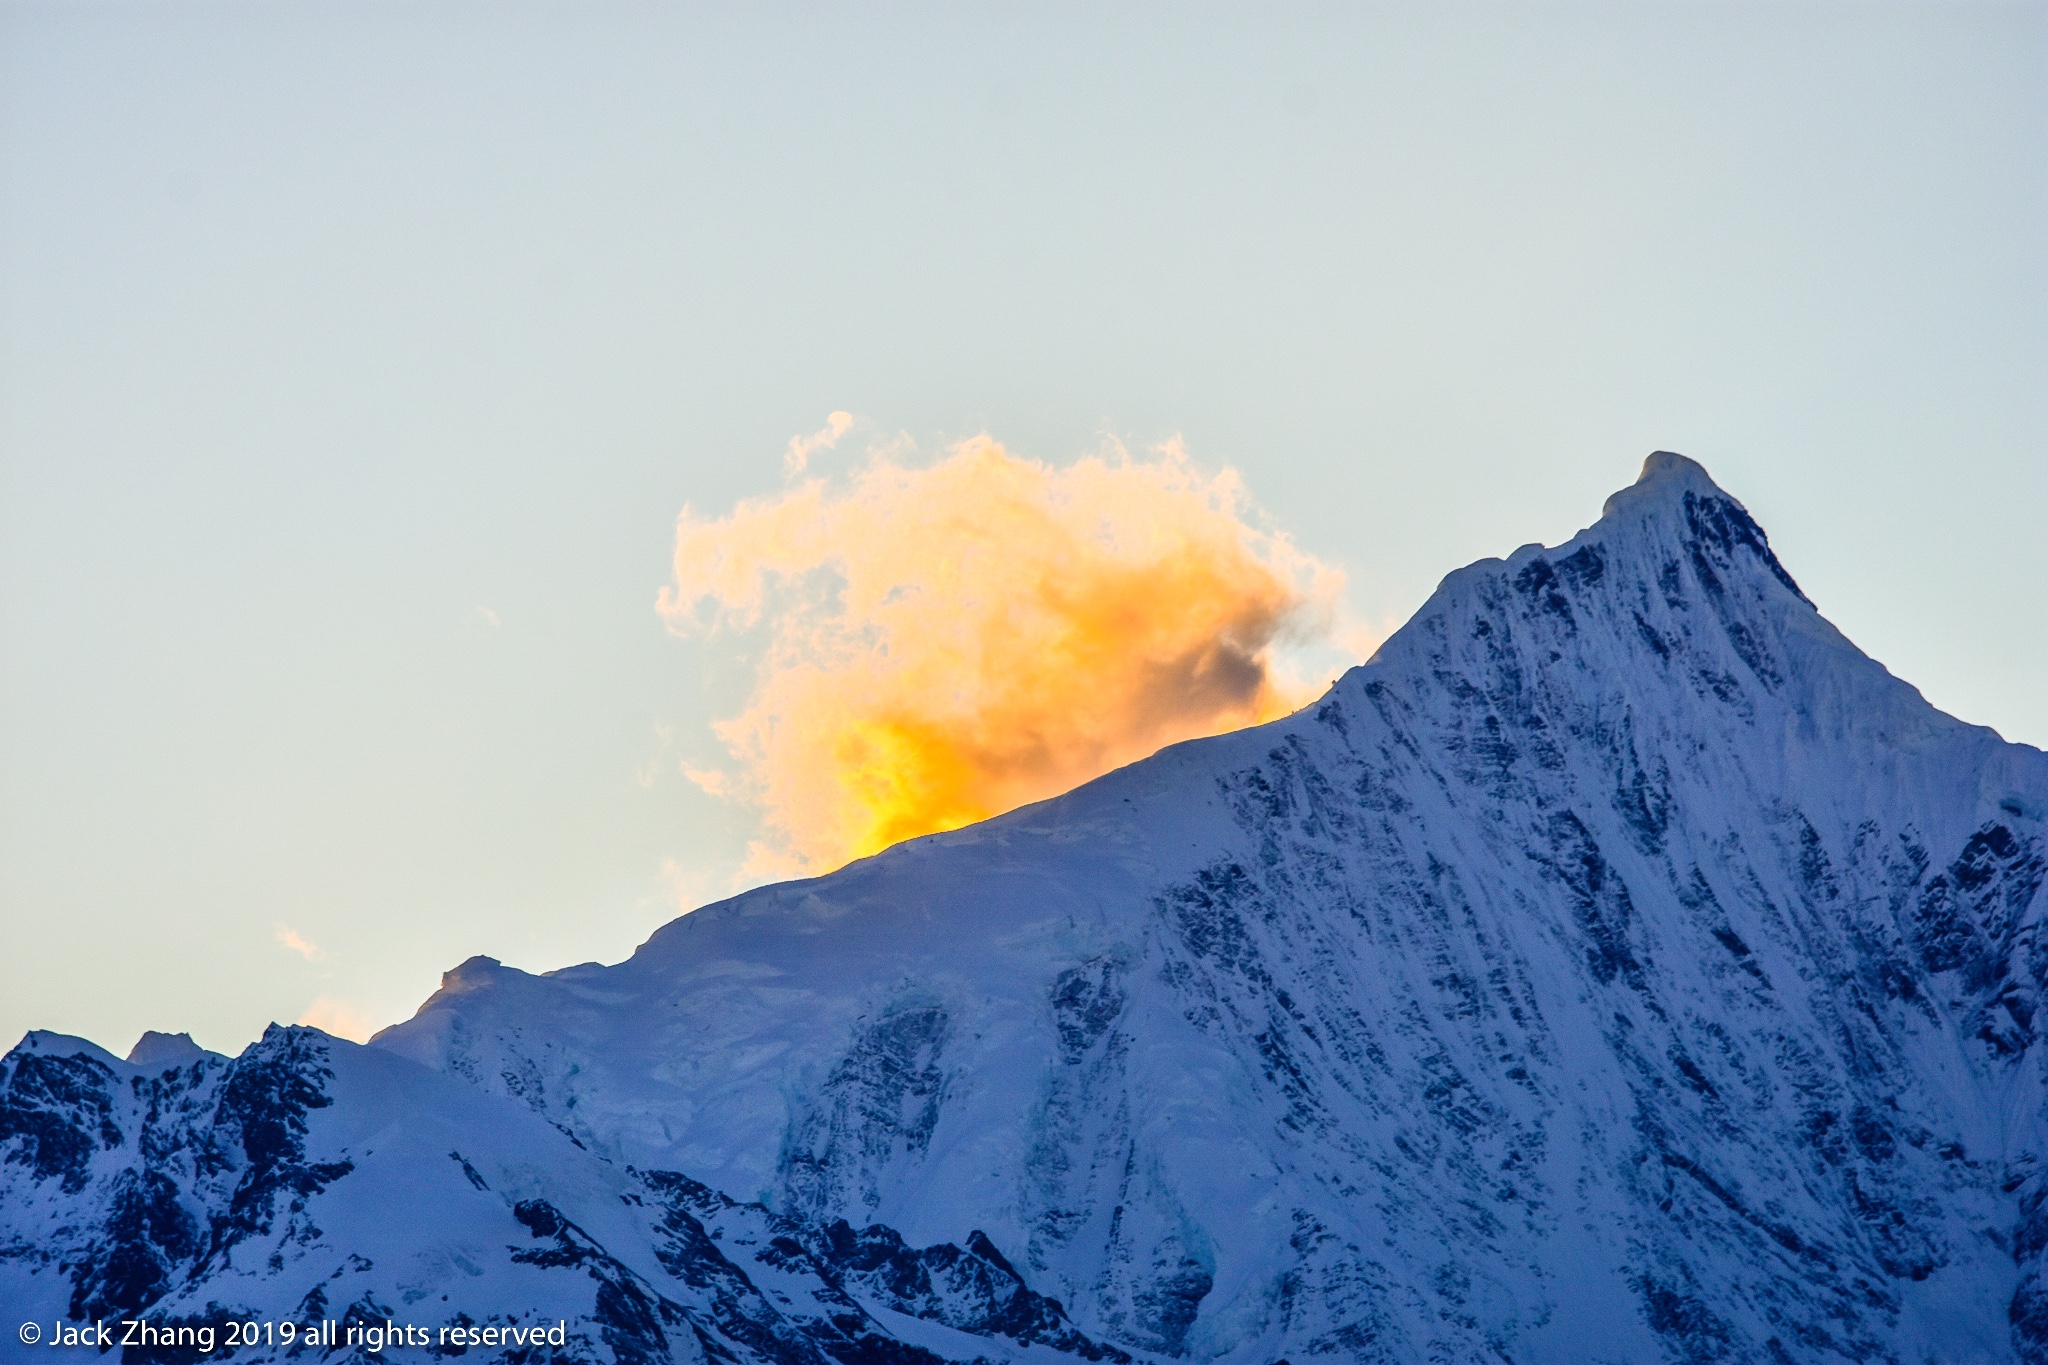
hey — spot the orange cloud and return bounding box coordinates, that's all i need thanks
[660,435,1349,876]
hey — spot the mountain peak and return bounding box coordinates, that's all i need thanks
[1599,447,1722,518]
[1583,449,1811,606]
[1640,447,1710,484]
[12,1030,125,1067]
[11,454,2046,1365]
[126,1030,207,1067]
[1414,450,1809,670]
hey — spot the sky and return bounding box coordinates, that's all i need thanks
[2,0,2042,1056]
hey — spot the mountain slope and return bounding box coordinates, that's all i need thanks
[6,453,2045,1364]
[0,1026,1131,1365]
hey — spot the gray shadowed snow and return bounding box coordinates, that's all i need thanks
[5,453,2044,1365]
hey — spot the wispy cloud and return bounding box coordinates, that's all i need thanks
[660,431,1353,876]
[634,722,678,790]
[297,996,375,1044]
[681,765,730,798]
[783,411,853,477]
[658,855,723,913]
[276,926,323,961]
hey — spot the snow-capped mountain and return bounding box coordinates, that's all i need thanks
[5,453,2044,1364]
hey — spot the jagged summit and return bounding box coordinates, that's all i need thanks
[5,457,2046,1364]
[1624,446,1715,493]
[1602,449,1810,604]
[1595,448,1720,527]
[1409,452,1813,678]
[125,1030,207,1068]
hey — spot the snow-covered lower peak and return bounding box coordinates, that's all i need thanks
[6,455,2046,1364]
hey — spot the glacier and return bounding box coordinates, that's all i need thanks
[4,452,2045,1364]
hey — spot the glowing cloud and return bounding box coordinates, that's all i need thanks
[660,435,1349,876]
[298,997,374,1044]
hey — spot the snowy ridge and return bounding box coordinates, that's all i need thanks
[5,454,2045,1364]
[0,1026,1132,1364]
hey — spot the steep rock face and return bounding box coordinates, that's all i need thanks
[371,455,2048,1363]
[6,454,2045,1364]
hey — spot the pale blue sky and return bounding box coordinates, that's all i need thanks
[3,1,2042,1053]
